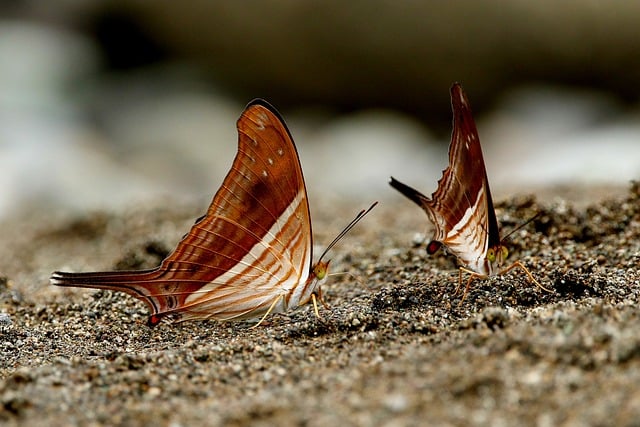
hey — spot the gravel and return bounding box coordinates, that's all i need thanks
[2,183,640,426]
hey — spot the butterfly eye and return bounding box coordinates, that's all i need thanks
[501,246,509,260]
[487,248,496,262]
[313,261,330,280]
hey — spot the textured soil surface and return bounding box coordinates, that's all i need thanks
[2,184,640,426]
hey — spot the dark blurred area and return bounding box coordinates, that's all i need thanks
[7,0,640,119]
[123,1,640,119]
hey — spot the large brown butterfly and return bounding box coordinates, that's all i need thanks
[390,83,548,300]
[51,99,376,326]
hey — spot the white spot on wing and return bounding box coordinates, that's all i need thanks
[262,170,268,178]
[255,112,269,129]
[277,148,284,156]
[459,91,468,107]
[268,158,274,165]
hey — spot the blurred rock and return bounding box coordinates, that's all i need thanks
[481,85,640,194]
[0,22,144,219]
[299,109,443,204]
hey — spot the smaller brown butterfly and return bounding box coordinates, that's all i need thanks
[390,83,550,302]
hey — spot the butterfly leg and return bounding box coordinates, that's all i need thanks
[316,287,331,310]
[311,288,331,319]
[454,267,486,305]
[250,294,285,329]
[454,268,465,295]
[311,294,321,319]
[500,261,552,293]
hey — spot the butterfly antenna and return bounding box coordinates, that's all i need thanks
[327,270,365,286]
[317,201,378,263]
[500,212,541,243]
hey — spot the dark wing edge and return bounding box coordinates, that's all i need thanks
[389,177,431,207]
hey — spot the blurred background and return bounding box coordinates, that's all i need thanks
[2,0,640,220]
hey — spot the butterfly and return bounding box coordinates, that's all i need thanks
[389,83,549,301]
[51,99,376,326]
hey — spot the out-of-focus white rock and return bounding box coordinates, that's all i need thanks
[481,86,640,195]
[0,22,165,219]
[298,110,444,205]
[0,21,97,112]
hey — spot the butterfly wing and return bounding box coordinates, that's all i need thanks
[390,83,499,275]
[51,99,313,324]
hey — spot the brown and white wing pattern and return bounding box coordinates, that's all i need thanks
[51,99,314,325]
[390,83,500,275]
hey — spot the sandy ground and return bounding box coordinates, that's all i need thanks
[2,184,640,426]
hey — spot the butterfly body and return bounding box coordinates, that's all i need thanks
[51,99,363,325]
[390,83,544,298]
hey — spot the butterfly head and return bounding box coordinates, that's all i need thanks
[299,202,377,309]
[487,244,509,270]
[298,260,331,307]
[306,259,330,296]
[487,212,539,273]
[312,260,331,281]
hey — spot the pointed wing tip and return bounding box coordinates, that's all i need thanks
[50,271,86,288]
[388,176,410,192]
[389,176,407,190]
[389,177,429,207]
[450,82,464,96]
[246,97,272,108]
[245,98,279,115]
[389,176,403,192]
[450,82,470,111]
[49,271,66,286]
[239,98,291,139]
